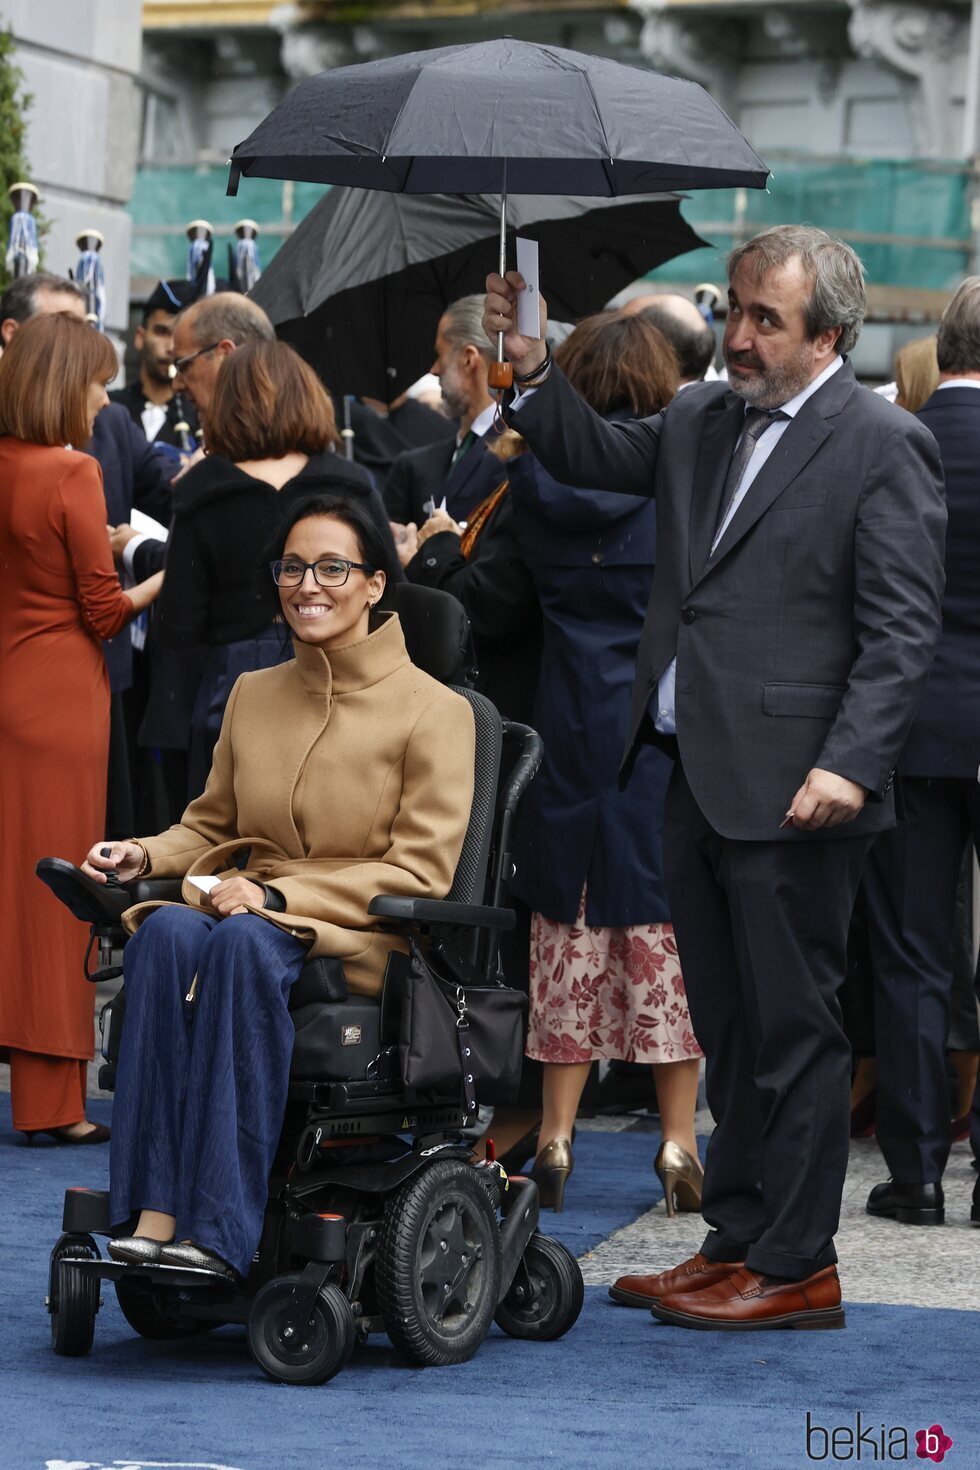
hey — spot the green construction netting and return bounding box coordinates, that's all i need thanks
[129,155,972,292]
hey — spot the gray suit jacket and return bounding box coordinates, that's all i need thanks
[511,359,946,841]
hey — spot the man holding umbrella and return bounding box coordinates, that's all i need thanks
[485,224,946,1331]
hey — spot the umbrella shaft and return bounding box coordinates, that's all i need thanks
[497,163,508,365]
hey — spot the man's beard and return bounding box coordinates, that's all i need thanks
[724,341,817,408]
[142,353,174,389]
[439,368,468,420]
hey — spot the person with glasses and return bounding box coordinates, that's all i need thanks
[81,495,475,1280]
[168,292,275,419]
[155,338,401,800]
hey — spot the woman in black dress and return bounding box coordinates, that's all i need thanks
[158,340,400,797]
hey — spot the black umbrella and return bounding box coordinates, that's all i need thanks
[249,187,709,402]
[229,37,768,382]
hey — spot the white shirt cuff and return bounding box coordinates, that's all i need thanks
[122,533,149,579]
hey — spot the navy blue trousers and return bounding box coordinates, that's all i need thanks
[110,907,307,1276]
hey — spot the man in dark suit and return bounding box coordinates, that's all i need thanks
[861,281,980,1227]
[109,278,200,458]
[384,294,505,529]
[485,224,946,1330]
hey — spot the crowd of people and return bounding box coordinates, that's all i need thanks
[0,222,978,1327]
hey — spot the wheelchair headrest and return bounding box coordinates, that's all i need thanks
[395,583,472,685]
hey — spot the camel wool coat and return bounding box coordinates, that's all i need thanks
[123,612,475,995]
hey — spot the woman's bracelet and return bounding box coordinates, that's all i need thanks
[514,347,553,387]
[129,841,151,878]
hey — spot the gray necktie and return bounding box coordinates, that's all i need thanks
[714,406,787,540]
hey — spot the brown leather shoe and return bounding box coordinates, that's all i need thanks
[608,1252,745,1308]
[650,1264,844,1331]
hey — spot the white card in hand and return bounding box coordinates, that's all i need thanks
[187,875,221,894]
[516,237,542,339]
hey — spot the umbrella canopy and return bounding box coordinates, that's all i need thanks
[250,188,709,401]
[228,38,768,199]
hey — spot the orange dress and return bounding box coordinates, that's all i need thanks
[0,439,133,1069]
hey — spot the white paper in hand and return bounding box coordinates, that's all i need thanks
[516,237,542,339]
[187,875,221,895]
[130,507,169,541]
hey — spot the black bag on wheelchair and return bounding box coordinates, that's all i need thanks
[398,940,526,1107]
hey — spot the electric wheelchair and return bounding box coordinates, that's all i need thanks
[36,584,584,1386]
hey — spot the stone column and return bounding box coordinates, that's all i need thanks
[4,0,143,336]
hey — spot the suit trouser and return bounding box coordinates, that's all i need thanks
[663,765,872,1279]
[862,776,980,1183]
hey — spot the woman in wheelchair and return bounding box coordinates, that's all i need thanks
[81,496,475,1281]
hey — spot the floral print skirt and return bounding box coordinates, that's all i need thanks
[527,888,703,1065]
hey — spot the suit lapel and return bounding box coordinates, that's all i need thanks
[688,396,745,583]
[445,425,503,514]
[695,413,831,580]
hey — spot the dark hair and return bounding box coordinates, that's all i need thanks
[637,303,716,381]
[555,312,678,416]
[206,340,339,459]
[0,313,117,446]
[936,277,980,374]
[261,495,399,620]
[0,271,84,325]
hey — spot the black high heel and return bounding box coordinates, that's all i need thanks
[22,1122,111,1146]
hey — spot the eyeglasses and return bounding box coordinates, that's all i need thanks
[270,556,376,588]
[169,341,220,378]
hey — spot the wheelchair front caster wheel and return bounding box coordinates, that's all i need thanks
[494,1233,584,1341]
[50,1239,100,1356]
[248,1276,355,1385]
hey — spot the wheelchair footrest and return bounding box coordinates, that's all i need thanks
[62,1187,112,1236]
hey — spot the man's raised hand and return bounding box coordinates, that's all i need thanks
[483,271,548,380]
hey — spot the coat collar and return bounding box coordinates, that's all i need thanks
[290,609,410,699]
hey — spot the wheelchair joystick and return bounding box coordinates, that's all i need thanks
[100,846,119,887]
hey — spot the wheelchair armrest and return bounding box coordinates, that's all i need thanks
[35,858,132,924]
[129,878,185,904]
[368,896,515,930]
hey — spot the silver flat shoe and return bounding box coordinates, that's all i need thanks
[158,1241,238,1279]
[107,1236,164,1265]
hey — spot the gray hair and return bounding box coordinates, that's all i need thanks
[442,293,494,361]
[180,291,275,348]
[936,276,980,374]
[0,271,83,324]
[728,225,866,355]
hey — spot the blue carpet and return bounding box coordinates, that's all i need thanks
[2,1096,976,1470]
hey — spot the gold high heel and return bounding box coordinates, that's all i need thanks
[655,1140,703,1218]
[531,1137,574,1213]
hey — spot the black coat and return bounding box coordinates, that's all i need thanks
[109,379,201,454]
[85,403,174,694]
[405,491,540,724]
[384,425,507,526]
[511,360,946,842]
[900,386,980,777]
[158,451,401,650]
[344,396,454,479]
[507,442,674,927]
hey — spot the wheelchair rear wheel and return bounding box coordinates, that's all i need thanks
[377,1158,501,1366]
[115,1278,215,1340]
[50,1240,100,1356]
[248,1276,356,1386]
[494,1233,584,1341]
